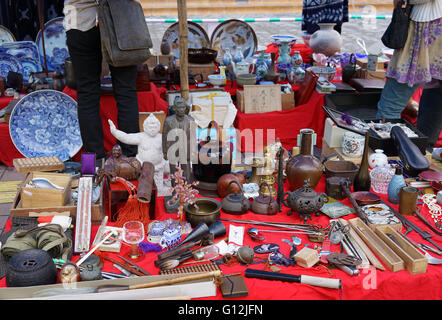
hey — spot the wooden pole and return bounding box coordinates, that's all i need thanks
[37,0,49,75]
[177,0,189,101]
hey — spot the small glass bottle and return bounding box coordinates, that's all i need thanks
[388,166,406,204]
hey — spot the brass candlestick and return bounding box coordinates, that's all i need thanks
[249,157,265,184]
[260,173,276,197]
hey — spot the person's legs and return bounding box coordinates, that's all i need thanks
[66,27,106,159]
[376,77,419,119]
[109,64,140,157]
[417,80,442,151]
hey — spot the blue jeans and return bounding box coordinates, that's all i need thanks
[376,77,419,119]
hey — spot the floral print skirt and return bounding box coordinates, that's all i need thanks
[386,18,442,87]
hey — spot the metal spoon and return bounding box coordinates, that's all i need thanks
[157,251,194,270]
[420,248,442,265]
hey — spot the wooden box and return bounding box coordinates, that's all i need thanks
[375,225,428,274]
[294,247,319,268]
[13,156,65,174]
[281,91,295,110]
[188,62,217,81]
[10,177,105,225]
[349,217,404,272]
[20,172,72,208]
[361,68,386,80]
[323,117,348,148]
[146,54,174,68]
[236,85,282,113]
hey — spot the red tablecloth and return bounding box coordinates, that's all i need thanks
[0,83,168,166]
[235,87,326,153]
[1,175,441,300]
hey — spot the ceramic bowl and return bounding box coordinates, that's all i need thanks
[184,197,221,228]
[236,73,257,88]
[307,66,336,81]
[208,74,225,87]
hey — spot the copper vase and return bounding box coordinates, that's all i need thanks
[286,129,323,191]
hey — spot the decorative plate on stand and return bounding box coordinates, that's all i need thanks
[0,25,16,45]
[210,19,257,61]
[0,53,23,78]
[35,17,69,71]
[161,22,210,59]
[9,90,83,161]
[0,41,41,62]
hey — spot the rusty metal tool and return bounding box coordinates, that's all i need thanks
[117,255,151,275]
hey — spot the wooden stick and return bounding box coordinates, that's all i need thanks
[37,0,48,75]
[97,270,222,293]
[130,270,221,290]
[177,0,189,101]
[77,230,116,266]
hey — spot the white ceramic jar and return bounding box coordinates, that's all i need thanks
[368,149,388,169]
[342,131,365,158]
[309,23,343,57]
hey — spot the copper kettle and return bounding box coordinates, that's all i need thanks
[221,180,251,214]
[251,182,279,215]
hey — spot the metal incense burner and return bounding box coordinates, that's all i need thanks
[283,179,329,223]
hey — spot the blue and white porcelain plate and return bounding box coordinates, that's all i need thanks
[0,53,23,78]
[0,41,40,62]
[210,19,257,61]
[0,25,15,45]
[35,17,69,71]
[18,57,41,83]
[9,90,83,161]
[162,22,210,59]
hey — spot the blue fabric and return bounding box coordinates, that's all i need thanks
[376,77,418,119]
[302,0,349,34]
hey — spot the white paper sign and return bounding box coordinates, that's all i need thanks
[228,224,244,246]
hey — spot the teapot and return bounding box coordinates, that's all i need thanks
[342,54,361,83]
[283,179,329,223]
[221,180,251,214]
[251,182,279,215]
[217,172,247,198]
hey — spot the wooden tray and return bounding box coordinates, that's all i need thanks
[13,156,64,173]
[375,225,428,274]
[349,217,404,272]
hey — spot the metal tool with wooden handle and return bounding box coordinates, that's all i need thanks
[97,270,222,293]
[244,269,341,289]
